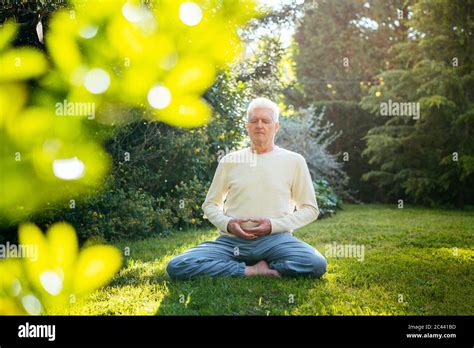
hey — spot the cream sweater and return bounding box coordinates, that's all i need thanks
[202,145,319,236]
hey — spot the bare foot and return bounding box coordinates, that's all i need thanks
[244,260,280,277]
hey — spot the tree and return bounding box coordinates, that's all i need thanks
[292,0,410,201]
[361,0,474,206]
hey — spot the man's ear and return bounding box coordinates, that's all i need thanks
[274,122,280,133]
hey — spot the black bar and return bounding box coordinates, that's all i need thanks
[0,316,472,346]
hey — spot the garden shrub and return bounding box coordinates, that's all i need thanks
[164,176,210,229]
[313,179,342,218]
[277,105,350,199]
[32,172,212,242]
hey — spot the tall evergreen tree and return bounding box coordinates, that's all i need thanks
[293,0,409,201]
[361,0,474,206]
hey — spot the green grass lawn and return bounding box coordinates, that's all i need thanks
[65,204,474,315]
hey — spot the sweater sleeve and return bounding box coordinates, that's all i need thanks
[269,155,319,233]
[202,159,232,233]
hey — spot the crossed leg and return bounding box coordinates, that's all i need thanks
[166,233,327,280]
[253,232,327,277]
[166,237,247,279]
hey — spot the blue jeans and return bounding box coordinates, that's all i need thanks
[166,232,327,279]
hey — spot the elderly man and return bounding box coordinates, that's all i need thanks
[166,97,327,279]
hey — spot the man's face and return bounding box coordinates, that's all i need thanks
[246,107,279,147]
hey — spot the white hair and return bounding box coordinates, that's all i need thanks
[246,97,279,123]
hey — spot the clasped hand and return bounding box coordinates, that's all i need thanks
[227,218,272,239]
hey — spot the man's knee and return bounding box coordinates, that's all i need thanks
[166,256,187,280]
[310,253,327,277]
[270,252,327,277]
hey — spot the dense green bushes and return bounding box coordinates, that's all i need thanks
[33,172,210,242]
[313,179,342,218]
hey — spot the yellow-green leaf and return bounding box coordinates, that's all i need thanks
[46,222,79,282]
[18,223,49,289]
[0,20,18,52]
[0,48,48,82]
[155,96,211,128]
[73,245,122,295]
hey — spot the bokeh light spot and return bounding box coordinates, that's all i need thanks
[40,270,63,296]
[22,294,42,315]
[179,2,203,26]
[53,157,86,180]
[147,85,172,109]
[84,68,110,94]
[78,24,98,39]
[122,2,149,23]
